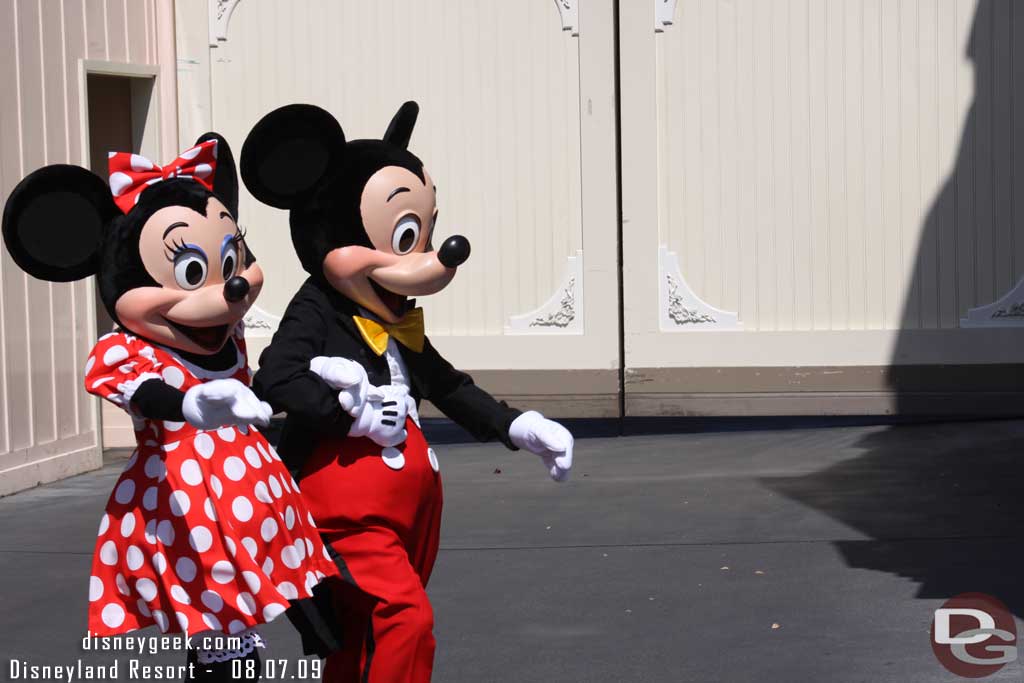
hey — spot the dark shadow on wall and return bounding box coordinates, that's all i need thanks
[765,1,1024,617]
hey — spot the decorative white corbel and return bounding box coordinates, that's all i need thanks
[658,246,741,331]
[960,276,1024,327]
[553,0,579,37]
[655,0,678,32]
[506,250,584,335]
[209,0,242,47]
[242,305,281,338]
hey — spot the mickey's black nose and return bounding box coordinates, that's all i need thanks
[223,276,251,302]
[438,235,471,268]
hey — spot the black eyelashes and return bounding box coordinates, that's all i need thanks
[164,237,194,262]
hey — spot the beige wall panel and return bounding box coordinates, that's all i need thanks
[623,0,1024,374]
[198,0,620,375]
[0,0,174,495]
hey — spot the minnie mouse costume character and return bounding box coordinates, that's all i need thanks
[241,102,575,682]
[2,134,338,677]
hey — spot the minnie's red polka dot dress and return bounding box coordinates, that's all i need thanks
[83,327,338,637]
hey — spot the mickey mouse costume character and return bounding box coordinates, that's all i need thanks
[241,102,575,682]
[1,135,338,678]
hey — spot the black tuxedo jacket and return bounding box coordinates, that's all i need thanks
[253,278,521,472]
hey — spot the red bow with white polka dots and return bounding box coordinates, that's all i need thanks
[107,140,218,213]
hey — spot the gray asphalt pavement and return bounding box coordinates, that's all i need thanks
[2,420,1023,682]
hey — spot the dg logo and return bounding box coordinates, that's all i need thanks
[931,593,1018,678]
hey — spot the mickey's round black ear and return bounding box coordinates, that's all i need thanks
[195,132,239,218]
[240,104,346,210]
[2,165,116,282]
[383,101,419,150]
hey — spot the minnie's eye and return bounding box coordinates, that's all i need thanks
[221,244,239,281]
[392,215,421,255]
[173,251,208,290]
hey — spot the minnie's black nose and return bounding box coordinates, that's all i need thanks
[438,235,471,268]
[223,276,251,302]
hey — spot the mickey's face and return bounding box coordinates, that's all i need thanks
[114,196,263,354]
[322,165,463,324]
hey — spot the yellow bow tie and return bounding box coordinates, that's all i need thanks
[353,308,425,355]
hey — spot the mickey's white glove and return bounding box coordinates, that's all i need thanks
[310,356,369,412]
[182,379,273,429]
[508,411,574,482]
[347,384,410,448]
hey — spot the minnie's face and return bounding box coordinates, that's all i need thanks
[114,196,263,354]
[323,165,457,324]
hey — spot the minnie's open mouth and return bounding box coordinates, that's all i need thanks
[164,319,231,352]
[369,279,413,318]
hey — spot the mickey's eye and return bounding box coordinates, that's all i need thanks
[392,215,421,255]
[221,243,239,281]
[173,251,208,290]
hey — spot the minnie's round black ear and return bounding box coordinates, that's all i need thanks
[195,132,239,218]
[241,104,346,210]
[383,101,419,150]
[2,165,115,282]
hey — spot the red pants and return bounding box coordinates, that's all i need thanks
[298,419,443,683]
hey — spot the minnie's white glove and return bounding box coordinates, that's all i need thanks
[182,379,273,429]
[347,384,410,448]
[310,356,369,411]
[509,411,574,482]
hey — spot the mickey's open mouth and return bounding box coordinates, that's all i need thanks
[369,279,412,318]
[164,318,231,352]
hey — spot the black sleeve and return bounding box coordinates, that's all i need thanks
[252,286,353,436]
[406,337,522,449]
[131,378,185,421]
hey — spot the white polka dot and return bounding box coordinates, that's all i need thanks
[179,459,203,486]
[276,582,298,600]
[381,447,405,470]
[189,526,213,553]
[244,446,262,469]
[136,578,157,602]
[142,486,158,511]
[269,445,282,461]
[85,356,96,376]
[427,447,439,472]
[253,481,272,504]
[236,592,256,616]
[242,537,258,560]
[128,153,153,171]
[153,610,169,632]
[99,540,118,565]
[217,427,236,442]
[144,455,166,479]
[281,545,301,570]
[89,576,104,602]
[161,366,185,388]
[152,552,168,575]
[162,441,180,452]
[232,496,253,522]
[305,538,314,556]
[211,561,235,584]
[101,603,125,628]
[137,599,151,617]
[201,590,224,612]
[210,475,224,498]
[284,507,296,530]
[126,450,139,468]
[103,345,130,367]
[263,603,286,621]
[144,519,157,544]
[116,573,131,596]
[262,557,274,575]
[156,520,175,545]
[305,571,317,596]
[179,145,202,160]
[114,479,136,504]
[268,476,282,499]
[170,585,191,604]
[223,457,246,481]
[228,619,247,635]
[126,545,145,571]
[202,613,222,631]
[176,557,197,582]
[256,442,273,463]
[203,498,218,522]
[193,162,213,179]
[163,420,185,432]
[282,476,292,493]
[120,512,136,537]
[260,517,278,542]
[194,433,215,459]
[323,545,332,561]
[97,514,110,536]
[224,537,237,557]
[170,491,190,516]
[307,511,316,527]
[242,571,261,594]
[176,611,189,632]
[91,376,116,390]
